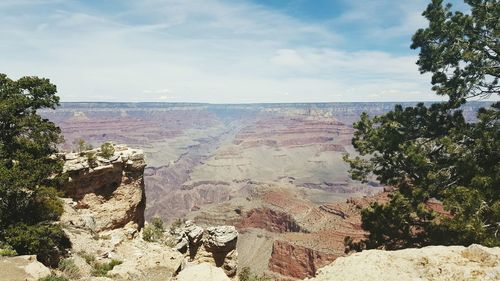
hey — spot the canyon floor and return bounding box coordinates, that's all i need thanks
[42,102,489,279]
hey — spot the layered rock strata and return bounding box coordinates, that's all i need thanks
[60,145,146,232]
[58,145,185,280]
[269,240,337,279]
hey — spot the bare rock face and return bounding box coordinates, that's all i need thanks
[203,226,238,252]
[174,263,230,281]
[268,240,337,279]
[60,144,146,232]
[172,222,238,278]
[308,244,500,281]
[0,255,51,281]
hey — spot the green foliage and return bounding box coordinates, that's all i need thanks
[99,142,115,159]
[411,0,499,105]
[78,251,95,265]
[91,259,122,277]
[4,223,71,267]
[344,0,499,250]
[0,243,17,256]
[77,250,122,277]
[0,73,70,266]
[239,267,272,281]
[143,216,165,242]
[58,258,81,279]
[38,275,68,281]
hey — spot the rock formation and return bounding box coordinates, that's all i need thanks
[60,144,146,232]
[174,263,230,281]
[171,221,238,277]
[57,145,185,280]
[0,255,51,281]
[308,244,500,281]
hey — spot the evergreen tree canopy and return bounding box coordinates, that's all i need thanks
[0,73,69,265]
[344,0,499,250]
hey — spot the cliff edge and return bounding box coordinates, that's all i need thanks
[308,244,500,281]
[60,144,146,232]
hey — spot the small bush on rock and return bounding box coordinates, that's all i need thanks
[92,259,122,277]
[0,243,17,256]
[239,267,272,281]
[100,142,115,159]
[58,258,81,279]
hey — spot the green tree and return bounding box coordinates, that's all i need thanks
[0,73,70,265]
[344,0,499,251]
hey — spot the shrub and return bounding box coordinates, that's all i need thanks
[38,275,68,281]
[91,259,122,277]
[78,251,95,265]
[100,142,115,159]
[0,243,17,256]
[143,216,165,242]
[58,258,81,279]
[73,138,92,153]
[4,223,70,267]
[239,267,272,281]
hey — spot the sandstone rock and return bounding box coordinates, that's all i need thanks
[185,221,204,245]
[60,145,146,232]
[0,255,51,281]
[204,226,238,252]
[175,237,189,252]
[308,244,500,281]
[171,222,239,278]
[175,263,231,281]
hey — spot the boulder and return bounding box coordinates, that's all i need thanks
[171,223,239,277]
[203,226,238,253]
[308,244,500,281]
[175,263,230,281]
[185,221,204,245]
[0,255,51,281]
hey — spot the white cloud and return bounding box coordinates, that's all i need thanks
[0,0,437,103]
[270,49,307,68]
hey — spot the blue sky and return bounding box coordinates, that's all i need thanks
[0,0,465,103]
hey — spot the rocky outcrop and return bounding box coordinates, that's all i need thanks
[0,255,51,281]
[172,221,238,277]
[60,145,146,232]
[308,244,500,281]
[174,263,230,281]
[57,145,185,280]
[268,240,337,279]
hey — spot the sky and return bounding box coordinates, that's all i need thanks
[0,0,467,103]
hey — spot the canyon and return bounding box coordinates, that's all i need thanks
[40,101,491,279]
